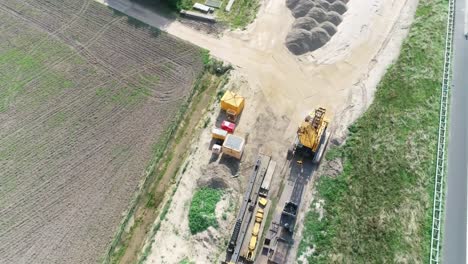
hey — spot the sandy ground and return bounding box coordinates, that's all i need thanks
[95,0,419,262]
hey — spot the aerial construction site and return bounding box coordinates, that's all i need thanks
[0,0,446,263]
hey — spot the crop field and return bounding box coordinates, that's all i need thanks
[0,0,204,263]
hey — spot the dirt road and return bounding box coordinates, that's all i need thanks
[99,0,416,138]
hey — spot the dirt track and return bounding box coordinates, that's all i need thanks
[0,1,203,263]
[99,0,417,140]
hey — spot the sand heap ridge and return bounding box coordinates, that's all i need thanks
[286,0,348,55]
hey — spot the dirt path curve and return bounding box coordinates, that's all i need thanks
[98,0,416,139]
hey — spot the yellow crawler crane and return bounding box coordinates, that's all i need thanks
[287,107,331,163]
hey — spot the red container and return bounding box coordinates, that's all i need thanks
[221,120,236,133]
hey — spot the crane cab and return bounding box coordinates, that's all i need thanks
[288,107,331,163]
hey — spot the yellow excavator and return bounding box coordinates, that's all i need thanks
[287,107,331,163]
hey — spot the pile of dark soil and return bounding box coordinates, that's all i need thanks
[286,0,348,55]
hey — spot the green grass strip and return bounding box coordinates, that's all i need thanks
[297,0,447,263]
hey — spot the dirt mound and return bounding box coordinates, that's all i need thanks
[315,0,330,9]
[293,17,319,30]
[286,29,313,55]
[327,11,343,26]
[197,176,229,189]
[320,21,337,36]
[286,0,348,55]
[286,27,331,55]
[307,7,328,23]
[286,0,301,9]
[309,27,331,51]
[330,1,347,14]
[292,0,315,18]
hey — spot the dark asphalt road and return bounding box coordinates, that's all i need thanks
[443,0,468,262]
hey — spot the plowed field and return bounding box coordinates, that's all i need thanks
[0,1,203,263]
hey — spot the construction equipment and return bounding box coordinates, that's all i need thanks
[227,158,263,255]
[255,209,264,222]
[246,208,264,261]
[212,127,228,140]
[287,107,331,163]
[259,161,276,198]
[221,90,244,122]
[221,120,236,133]
[222,134,245,160]
[248,236,258,252]
[258,197,268,207]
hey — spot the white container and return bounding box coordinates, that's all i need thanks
[212,144,222,154]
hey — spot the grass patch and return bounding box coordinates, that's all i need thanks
[179,258,195,264]
[134,0,259,29]
[297,0,447,263]
[216,0,260,29]
[188,188,223,234]
[0,47,76,112]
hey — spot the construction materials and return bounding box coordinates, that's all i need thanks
[248,236,257,251]
[205,0,222,8]
[222,134,245,160]
[221,120,236,133]
[286,0,348,55]
[288,107,331,163]
[255,209,264,222]
[193,3,214,13]
[225,0,235,12]
[212,127,228,140]
[259,160,276,197]
[245,208,265,260]
[227,158,262,254]
[252,223,261,236]
[221,90,245,122]
[180,10,217,23]
[226,155,271,264]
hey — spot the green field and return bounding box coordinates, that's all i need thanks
[297,0,447,262]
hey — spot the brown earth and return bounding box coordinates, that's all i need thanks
[0,1,204,263]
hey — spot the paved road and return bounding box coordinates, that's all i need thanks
[443,0,468,262]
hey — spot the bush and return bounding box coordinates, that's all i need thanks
[188,188,223,234]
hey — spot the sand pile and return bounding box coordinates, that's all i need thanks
[286,0,348,55]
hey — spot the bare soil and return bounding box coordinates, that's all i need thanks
[0,1,203,263]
